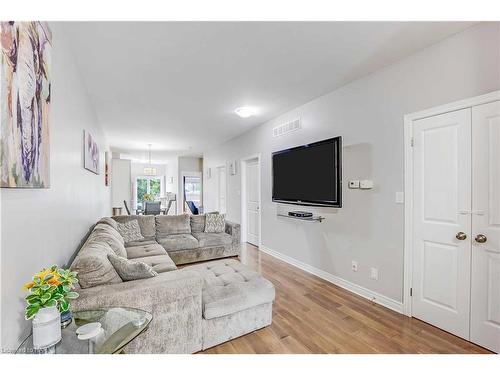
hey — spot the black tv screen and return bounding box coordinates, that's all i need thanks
[272,136,342,207]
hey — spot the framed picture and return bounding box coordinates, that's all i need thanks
[1,22,52,188]
[84,130,100,174]
[104,151,110,186]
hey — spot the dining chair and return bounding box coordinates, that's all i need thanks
[144,201,161,215]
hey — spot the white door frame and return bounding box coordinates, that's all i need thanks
[240,154,262,248]
[403,90,500,316]
[180,171,202,213]
[216,164,227,214]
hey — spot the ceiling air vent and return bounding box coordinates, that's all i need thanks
[273,118,301,138]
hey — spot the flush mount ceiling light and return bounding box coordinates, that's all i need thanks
[143,144,157,176]
[235,107,257,118]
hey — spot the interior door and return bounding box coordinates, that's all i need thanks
[412,108,472,339]
[470,100,500,353]
[246,159,260,246]
[217,166,227,214]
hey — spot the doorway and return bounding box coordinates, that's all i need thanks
[181,172,202,214]
[241,155,261,248]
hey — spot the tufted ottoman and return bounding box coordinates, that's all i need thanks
[183,258,275,350]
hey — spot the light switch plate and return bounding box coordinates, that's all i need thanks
[395,192,404,204]
[348,180,360,189]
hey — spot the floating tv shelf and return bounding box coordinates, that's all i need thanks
[277,213,325,223]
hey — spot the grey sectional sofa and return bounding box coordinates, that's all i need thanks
[69,214,275,353]
[113,214,241,265]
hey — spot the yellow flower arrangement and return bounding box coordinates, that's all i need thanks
[23,265,79,320]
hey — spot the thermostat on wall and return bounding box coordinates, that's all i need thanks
[359,180,374,189]
[348,180,360,189]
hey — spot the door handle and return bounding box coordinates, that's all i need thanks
[456,232,467,241]
[475,234,487,243]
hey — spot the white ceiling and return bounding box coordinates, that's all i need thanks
[64,22,475,162]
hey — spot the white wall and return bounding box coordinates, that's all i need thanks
[203,23,500,304]
[0,23,111,350]
[111,158,131,210]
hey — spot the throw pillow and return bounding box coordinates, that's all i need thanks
[116,219,144,243]
[107,253,158,281]
[204,213,226,233]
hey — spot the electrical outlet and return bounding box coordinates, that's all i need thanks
[370,267,379,280]
[351,261,358,272]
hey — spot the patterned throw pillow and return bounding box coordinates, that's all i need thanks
[116,220,144,243]
[204,213,226,233]
[108,254,158,281]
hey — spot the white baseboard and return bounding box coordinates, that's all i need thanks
[259,245,404,314]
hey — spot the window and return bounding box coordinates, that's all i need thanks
[136,176,162,209]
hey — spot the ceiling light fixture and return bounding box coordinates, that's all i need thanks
[143,144,157,176]
[235,106,257,118]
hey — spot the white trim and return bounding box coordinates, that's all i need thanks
[260,245,404,314]
[404,90,500,123]
[403,90,500,317]
[240,154,262,249]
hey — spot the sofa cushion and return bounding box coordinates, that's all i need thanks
[156,214,191,236]
[192,232,232,248]
[116,219,144,243]
[93,223,124,245]
[112,215,156,239]
[108,253,158,281]
[132,254,177,273]
[126,243,167,259]
[124,239,158,248]
[204,213,226,233]
[157,234,199,252]
[190,215,205,233]
[88,228,127,258]
[184,259,275,320]
[70,241,123,289]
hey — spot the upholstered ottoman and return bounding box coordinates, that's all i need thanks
[183,258,275,350]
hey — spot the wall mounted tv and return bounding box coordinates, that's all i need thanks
[272,136,342,208]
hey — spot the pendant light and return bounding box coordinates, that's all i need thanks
[143,144,157,176]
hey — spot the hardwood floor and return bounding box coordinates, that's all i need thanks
[202,243,491,354]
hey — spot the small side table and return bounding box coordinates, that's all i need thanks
[16,307,152,354]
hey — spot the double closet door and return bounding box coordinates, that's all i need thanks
[411,100,500,353]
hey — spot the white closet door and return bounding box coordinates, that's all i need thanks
[412,109,472,339]
[470,101,500,353]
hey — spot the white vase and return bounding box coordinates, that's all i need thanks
[32,306,62,349]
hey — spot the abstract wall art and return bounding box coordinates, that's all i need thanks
[84,130,99,174]
[104,151,110,186]
[1,21,52,188]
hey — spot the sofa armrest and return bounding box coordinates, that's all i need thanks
[225,220,241,256]
[225,220,240,243]
[72,269,202,310]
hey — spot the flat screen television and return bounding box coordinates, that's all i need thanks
[272,136,342,207]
